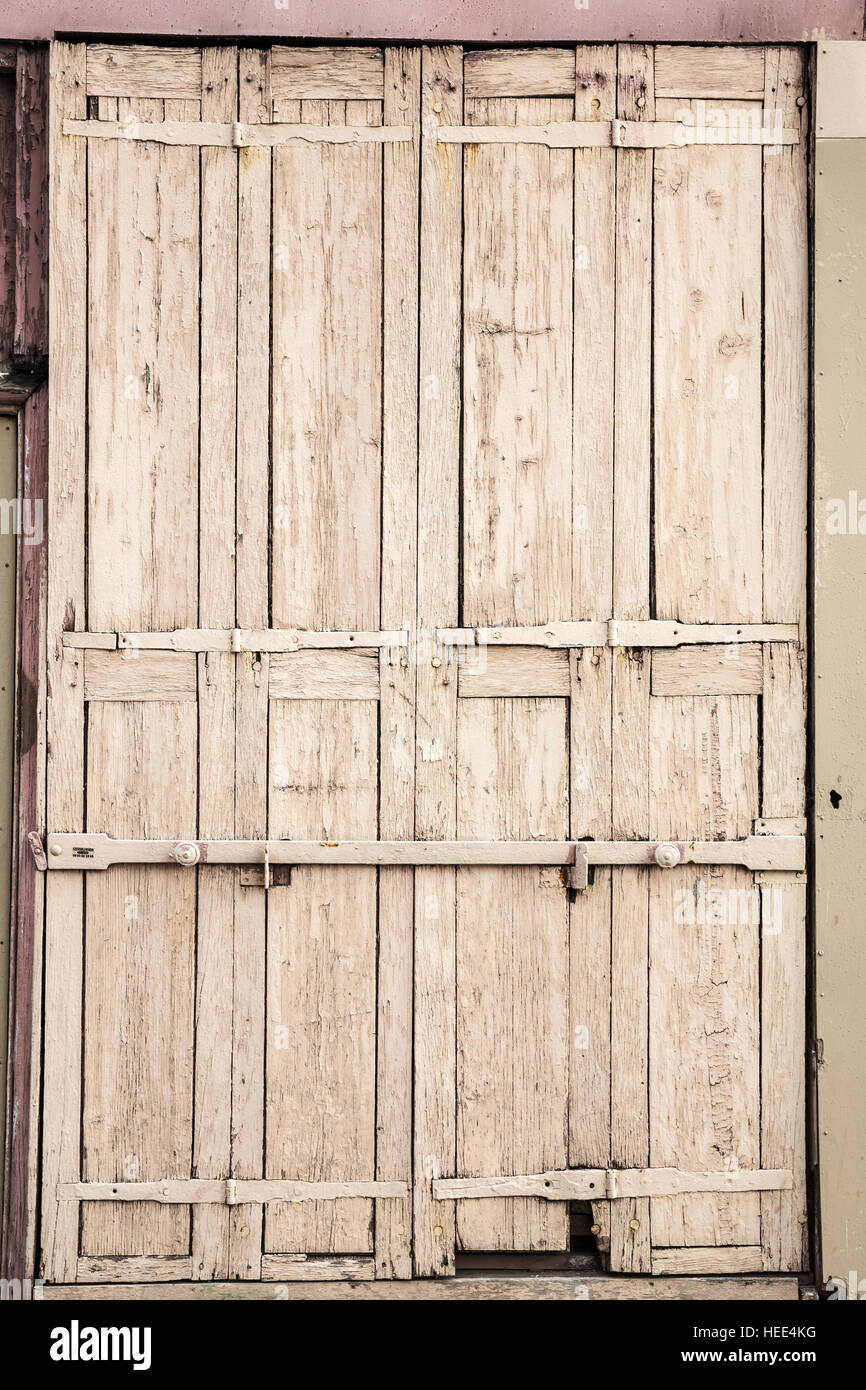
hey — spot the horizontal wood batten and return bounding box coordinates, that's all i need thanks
[61,1179,408,1204]
[261,1255,376,1281]
[651,644,764,695]
[83,650,197,702]
[440,620,799,649]
[86,45,202,99]
[433,1168,793,1202]
[271,46,384,100]
[40,1276,800,1301]
[64,119,409,146]
[651,1246,765,1275]
[458,647,570,697]
[65,628,407,653]
[464,48,576,97]
[76,1256,193,1283]
[437,120,797,148]
[269,649,380,700]
[654,45,766,99]
[41,834,805,873]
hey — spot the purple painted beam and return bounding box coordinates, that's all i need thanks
[1,0,863,44]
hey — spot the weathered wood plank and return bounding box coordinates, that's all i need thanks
[261,1255,376,1281]
[462,91,572,626]
[375,45,420,1283]
[230,49,272,1283]
[654,45,765,99]
[269,649,381,701]
[414,44,462,1280]
[266,702,378,1254]
[458,647,569,698]
[464,48,575,98]
[573,47,616,617]
[83,650,197,702]
[15,46,48,364]
[654,97,763,623]
[651,644,764,696]
[760,46,809,1275]
[81,702,197,1259]
[76,1256,193,1283]
[41,40,87,1285]
[651,1246,764,1275]
[456,698,569,1252]
[43,1275,800,1301]
[86,45,202,99]
[271,46,384,101]
[649,696,761,1250]
[271,98,381,631]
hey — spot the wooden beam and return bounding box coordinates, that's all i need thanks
[64,119,410,146]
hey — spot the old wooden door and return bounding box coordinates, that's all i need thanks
[41,41,808,1290]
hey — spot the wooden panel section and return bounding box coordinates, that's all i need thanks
[464,49,575,97]
[651,644,763,696]
[761,47,809,1274]
[261,1255,376,1281]
[84,650,197,702]
[462,89,573,626]
[413,43,462,1280]
[86,45,202,99]
[649,696,761,1250]
[77,1256,192,1283]
[271,97,382,630]
[651,1246,763,1275]
[269,649,380,700]
[81,702,197,1258]
[271,47,384,101]
[456,699,569,1252]
[375,45,420,1282]
[42,40,87,1285]
[653,97,763,623]
[458,646,569,698]
[654,45,765,99]
[87,89,199,630]
[265,703,378,1254]
[573,47,616,617]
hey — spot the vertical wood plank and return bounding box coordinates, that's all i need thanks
[456,699,569,1251]
[14,45,48,364]
[573,46,616,619]
[41,40,87,1284]
[375,46,420,1281]
[266,703,378,1254]
[462,93,573,626]
[413,44,462,1278]
[760,46,808,1273]
[607,41,656,1275]
[191,44,238,1284]
[653,98,763,624]
[230,46,272,1282]
[649,696,761,1250]
[81,702,197,1258]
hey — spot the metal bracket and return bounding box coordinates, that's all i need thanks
[27,831,47,871]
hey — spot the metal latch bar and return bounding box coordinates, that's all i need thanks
[438,620,799,650]
[60,1178,408,1204]
[38,833,805,876]
[62,627,409,653]
[64,119,413,148]
[432,1167,794,1203]
[435,119,798,149]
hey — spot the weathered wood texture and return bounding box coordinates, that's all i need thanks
[36,40,808,1290]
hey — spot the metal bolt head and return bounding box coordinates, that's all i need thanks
[654,841,680,869]
[172,841,200,867]
[49,843,63,856]
[629,1218,640,1230]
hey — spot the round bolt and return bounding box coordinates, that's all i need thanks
[590,1223,601,1235]
[49,843,63,856]
[432,656,442,668]
[654,842,680,869]
[629,1218,640,1231]
[172,841,200,867]
[636,95,646,109]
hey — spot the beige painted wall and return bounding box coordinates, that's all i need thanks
[815,41,866,1298]
[0,414,16,1225]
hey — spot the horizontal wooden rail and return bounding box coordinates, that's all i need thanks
[38,833,805,878]
[62,620,799,653]
[63,628,408,653]
[439,620,799,649]
[436,120,798,149]
[60,1179,407,1204]
[433,1168,794,1202]
[64,119,412,146]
